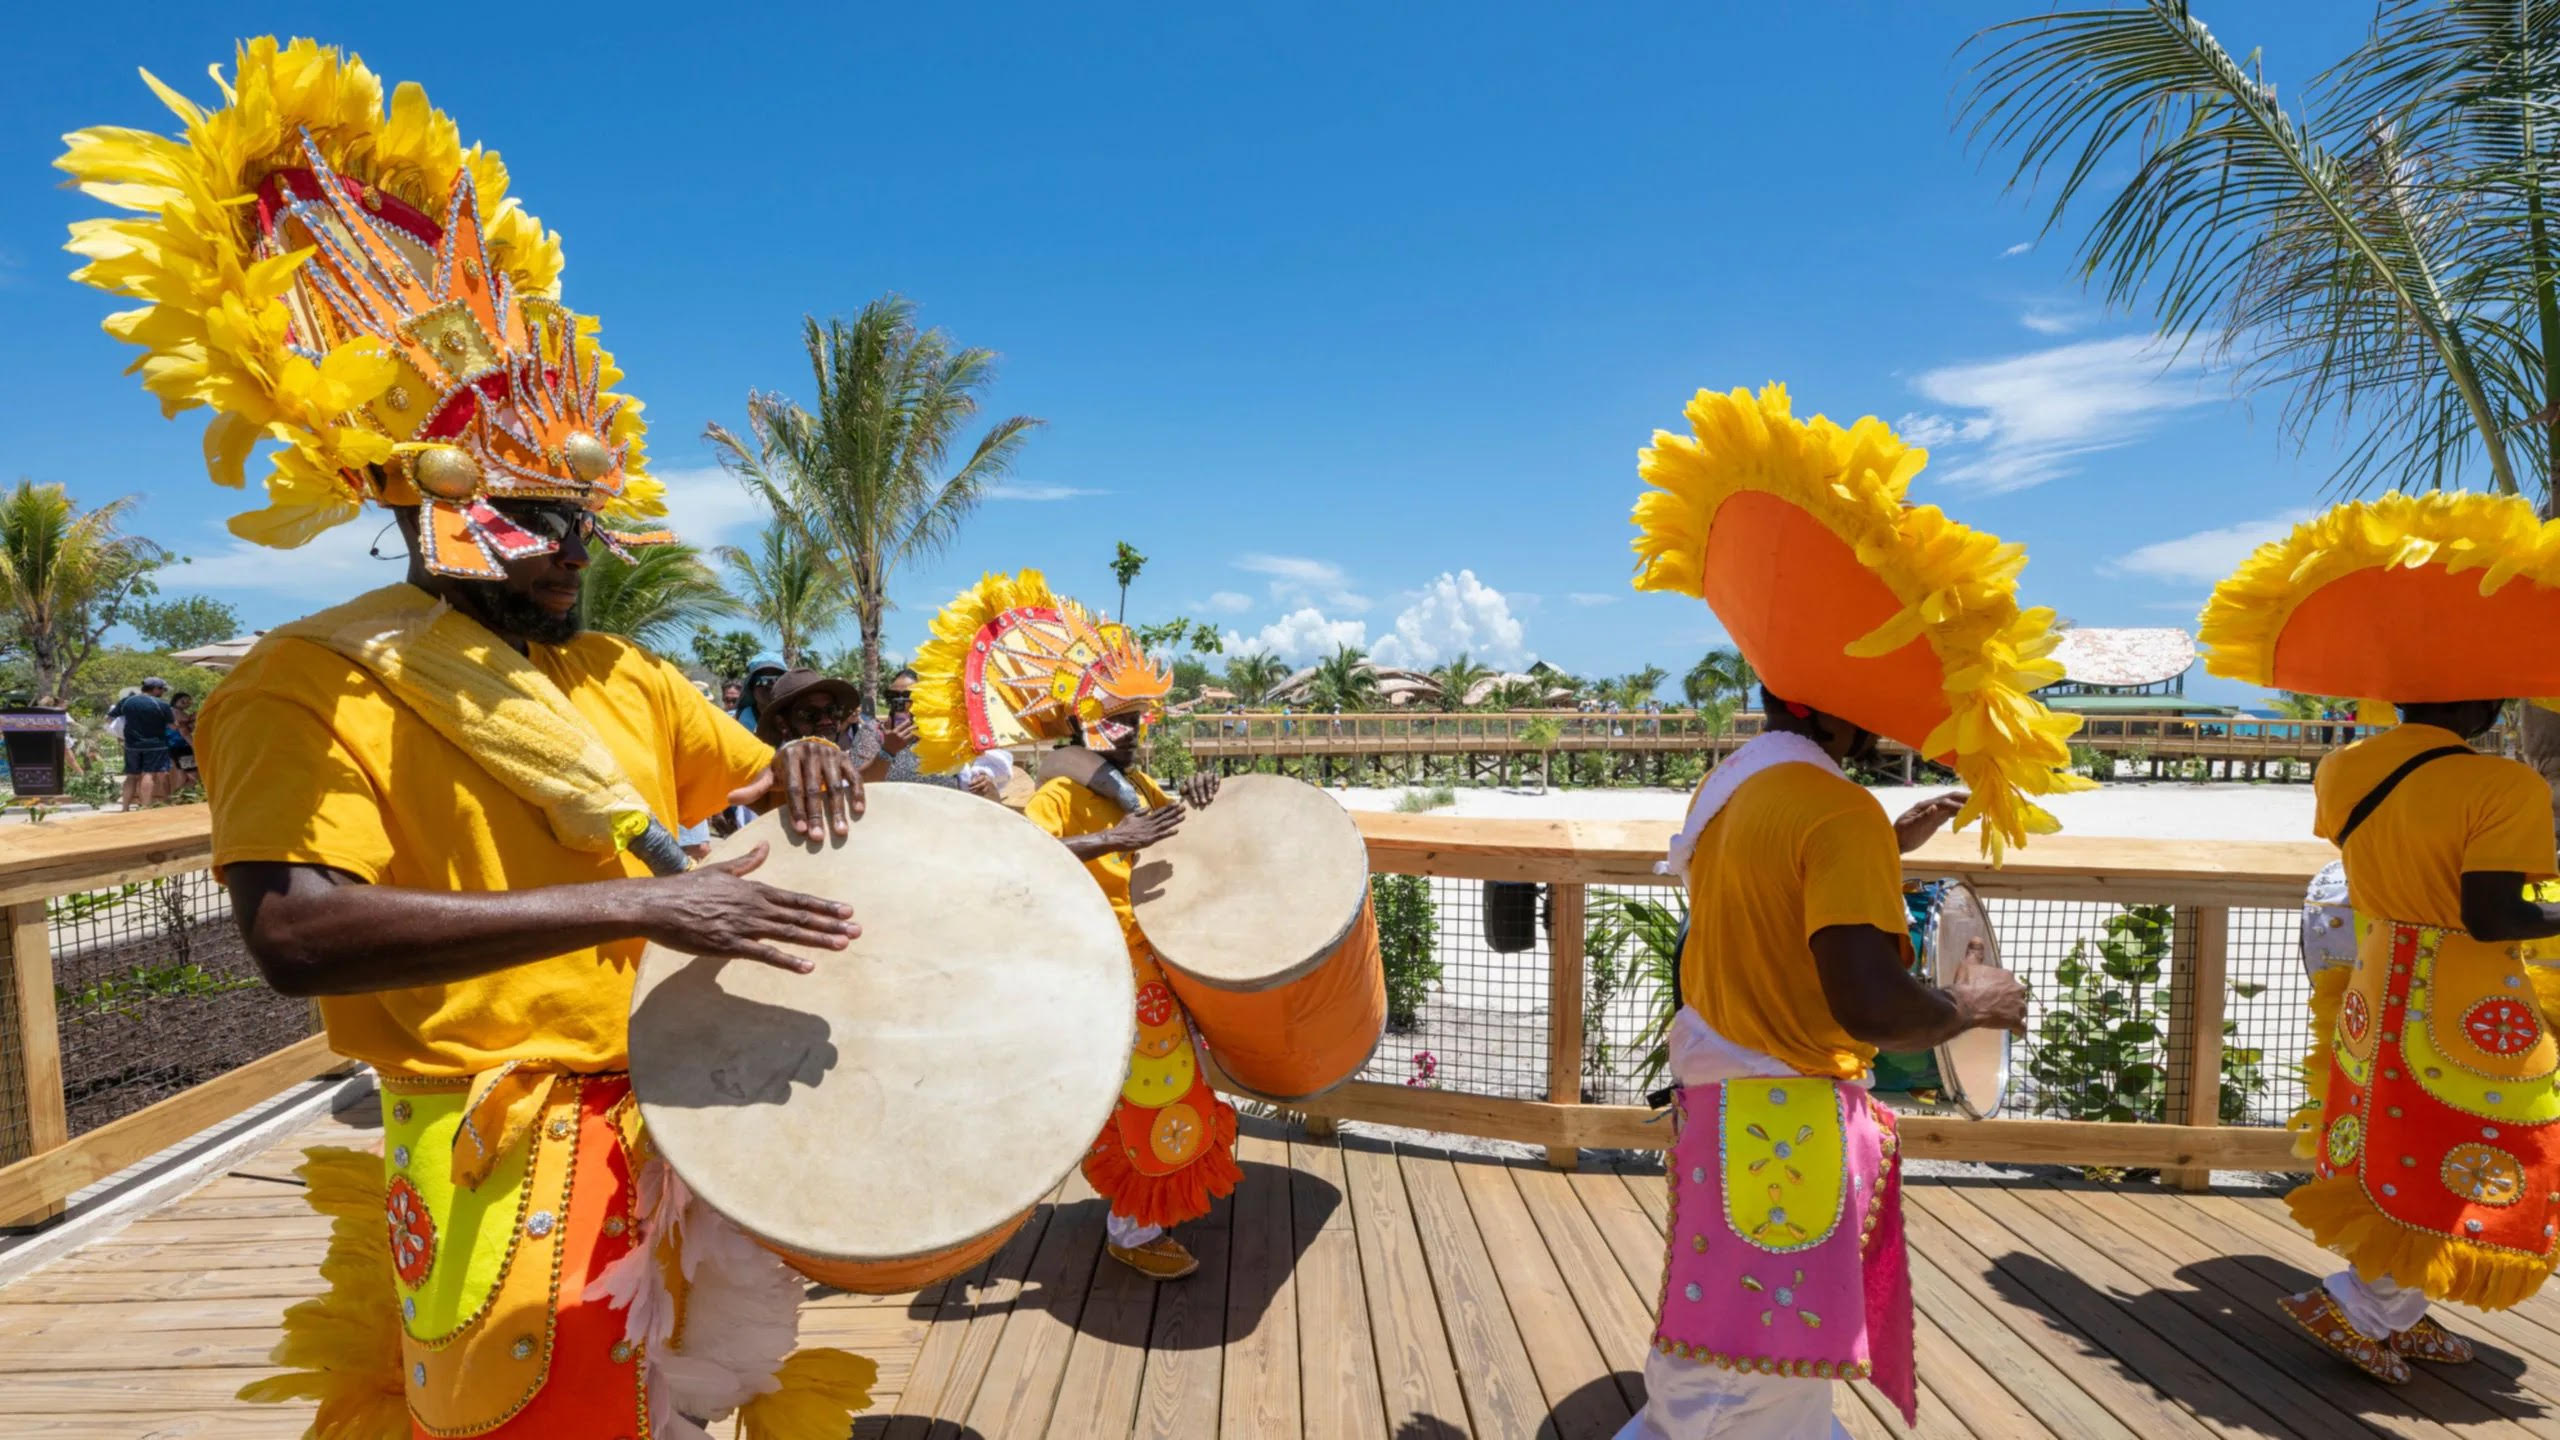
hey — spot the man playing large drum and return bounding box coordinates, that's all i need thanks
[1616,384,2084,1438]
[62,40,878,1438]
[911,571,1242,1280]
[2199,495,2560,1385]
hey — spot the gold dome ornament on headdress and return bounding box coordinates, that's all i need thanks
[2199,490,2560,711]
[56,37,674,580]
[1629,383,2091,861]
[909,570,1174,775]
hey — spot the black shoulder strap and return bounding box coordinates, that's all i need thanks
[2335,745,2472,850]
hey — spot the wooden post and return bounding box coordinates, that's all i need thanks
[0,901,67,1227]
[1545,882,1588,1170]
[2161,905,2230,1192]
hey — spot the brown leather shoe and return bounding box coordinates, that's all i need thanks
[2390,1316,2477,1365]
[2279,1288,2411,1384]
[1107,1236,1199,1280]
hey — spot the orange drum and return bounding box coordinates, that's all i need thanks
[1130,774,1386,1102]
[629,791,1133,1293]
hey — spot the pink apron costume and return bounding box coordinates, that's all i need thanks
[1656,1077,1918,1426]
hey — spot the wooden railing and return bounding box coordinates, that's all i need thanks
[0,804,2323,1229]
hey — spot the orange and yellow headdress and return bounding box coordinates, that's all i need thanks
[1630,383,2090,861]
[910,570,1173,773]
[2200,491,2560,711]
[56,37,670,580]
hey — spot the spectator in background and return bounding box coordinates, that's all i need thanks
[108,678,177,810]
[167,691,199,789]
[721,679,744,713]
[731,652,789,733]
[845,667,1003,800]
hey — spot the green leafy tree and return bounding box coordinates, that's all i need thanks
[1487,676,1547,711]
[1612,664,1669,710]
[1684,646,1756,710]
[129,594,240,653]
[716,521,848,668]
[1223,650,1288,705]
[709,296,1040,712]
[1428,653,1495,712]
[1309,644,1381,711]
[691,628,762,683]
[1111,541,1147,622]
[1371,873,1442,1030]
[581,540,742,653]
[0,481,167,704]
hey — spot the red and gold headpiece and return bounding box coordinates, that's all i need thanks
[910,570,1174,773]
[57,37,671,579]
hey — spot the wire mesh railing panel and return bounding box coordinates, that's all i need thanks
[45,870,317,1137]
[2226,906,2311,1127]
[1362,874,1557,1098]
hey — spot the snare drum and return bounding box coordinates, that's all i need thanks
[1872,879,2011,1119]
[1129,774,1387,1102]
[628,790,1133,1293]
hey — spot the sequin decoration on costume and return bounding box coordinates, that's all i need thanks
[2443,1143,2528,1207]
[386,1174,436,1286]
[2326,1114,2364,1172]
[2464,998,2542,1058]
[1720,1079,1849,1255]
[2342,989,2372,1045]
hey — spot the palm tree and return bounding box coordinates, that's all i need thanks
[1961,0,2560,784]
[1684,646,1756,711]
[1489,676,1547,711]
[1617,664,1669,710]
[1224,651,1288,705]
[581,540,743,653]
[0,481,165,703]
[1111,541,1147,623]
[1309,644,1382,711]
[1428,653,1496,712]
[716,521,848,668]
[708,297,1040,711]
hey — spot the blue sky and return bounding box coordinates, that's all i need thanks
[1,3,2380,703]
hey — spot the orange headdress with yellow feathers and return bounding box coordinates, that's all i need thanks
[910,570,1173,773]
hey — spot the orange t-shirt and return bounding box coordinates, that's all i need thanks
[2314,723,2556,929]
[1679,763,1911,1079]
[197,629,774,1077]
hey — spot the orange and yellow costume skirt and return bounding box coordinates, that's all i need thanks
[2293,918,2560,1311]
[1084,940,1243,1230]
[239,1071,875,1440]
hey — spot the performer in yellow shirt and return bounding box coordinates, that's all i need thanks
[2201,494,2560,1385]
[1617,384,2083,1438]
[910,570,1241,1280]
[63,39,874,1438]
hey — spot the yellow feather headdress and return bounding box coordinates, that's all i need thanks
[910,570,1173,774]
[2199,490,2560,709]
[56,37,670,580]
[1630,383,2091,861]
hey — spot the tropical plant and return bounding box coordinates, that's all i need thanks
[128,594,239,653]
[1585,891,1688,1091]
[580,540,742,652]
[1428,653,1496,712]
[708,297,1041,711]
[1610,665,1668,711]
[1372,873,1442,1030]
[1487,676,1546,711]
[691,627,762,683]
[1224,651,1288,705]
[1111,541,1147,622]
[716,521,848,668]
[1685,646,1756,711]
[1309,644,1381,711]
[0,481,167,704]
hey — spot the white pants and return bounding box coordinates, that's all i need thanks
[1616,1010,1854,1439]
[2327,1269,2428,1339]
[1106,1212,1163,1249]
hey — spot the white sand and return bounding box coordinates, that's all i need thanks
[1328,780,2318,844]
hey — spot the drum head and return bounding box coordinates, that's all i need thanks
[629,789,1133,1263]
[1924,881,2011,1119]
[1129,774,1369,992]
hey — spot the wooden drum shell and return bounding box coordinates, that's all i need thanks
[1158,901,1387,1103]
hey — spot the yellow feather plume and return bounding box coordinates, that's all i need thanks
[234,1146,408,1440]
[738,1347,880,1440]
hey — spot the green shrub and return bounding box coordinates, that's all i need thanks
[1372,873,1441,1031]
[1393,785,1457,813]
[1585,891,1688,1090]
[2028,903,2270,1126]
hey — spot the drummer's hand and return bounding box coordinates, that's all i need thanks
[1950,939,2027,1036]
[639,842,858,973]
[966,771,1003,802]
[1893,791,1969,854]
[1110,805,1187,853]
[731,737,864,840]
[1181,772,1219,809]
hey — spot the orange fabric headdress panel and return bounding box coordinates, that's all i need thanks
[910,571,1173,774]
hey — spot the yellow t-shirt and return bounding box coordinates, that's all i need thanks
[2314,723,2556,930]
[197,629,775,1077]
[1680,763,1911,1079]
[1023,771,1171,942]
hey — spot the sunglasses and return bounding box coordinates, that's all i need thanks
[492,503,599,545]
[886,691,914,712]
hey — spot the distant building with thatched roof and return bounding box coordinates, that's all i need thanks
[2033,627,2235,716]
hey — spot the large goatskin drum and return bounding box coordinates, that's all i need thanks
[1876,879,2012,1120]
[1129,774,1387,1102]
[628,789,1132,1293]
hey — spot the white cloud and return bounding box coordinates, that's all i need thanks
[1225,607,1368,662]
[2001,241,2034,258]
[1235,553,1370,612]
[985,483,1105,502]
[174,519,395,603]
[1202,591,1253,615]
[1566,592,1618,607]
[2019,307,2078,336]
[1369,570,1530,670]
[651,465,767,551]
[1893,412,1993,449]
[2107,509,2311,584]
[1899,336,2215,494]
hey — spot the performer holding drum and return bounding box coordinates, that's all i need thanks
[1616,384,2086,1438]
[65,40,879,1438]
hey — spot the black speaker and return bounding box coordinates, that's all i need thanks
[1483,880,1543,953]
